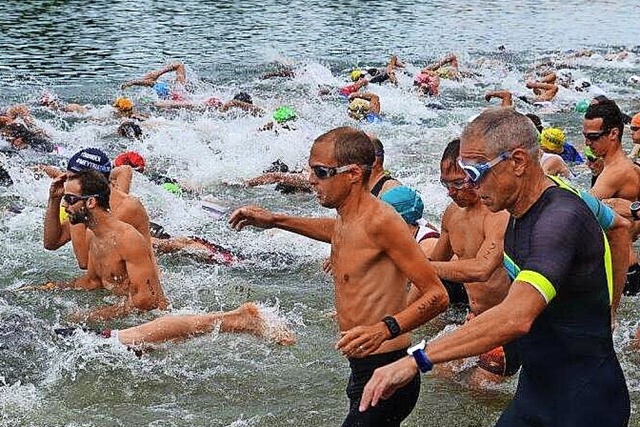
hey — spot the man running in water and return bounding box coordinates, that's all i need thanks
[360,108,630,427]
[229,126,448,426]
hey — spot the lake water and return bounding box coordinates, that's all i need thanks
[1,1,640,426]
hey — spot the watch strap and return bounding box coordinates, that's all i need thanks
[632,203,640,220]
[382,316,401,338]
[411,348,433,373]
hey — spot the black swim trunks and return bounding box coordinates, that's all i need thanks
[623,263,640,296]
[441,278,469,306]
[342,349,419,427]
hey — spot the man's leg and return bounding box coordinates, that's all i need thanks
[117,303,295,345]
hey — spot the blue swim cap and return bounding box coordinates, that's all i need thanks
[380,186,424,225]
[67,148,112,178]
[153,82,170,98]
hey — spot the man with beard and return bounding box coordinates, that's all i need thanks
[229,126,448,427]
[44,148,152,270]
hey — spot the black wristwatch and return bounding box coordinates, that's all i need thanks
[631,201,640,220]
[382,316,401,338]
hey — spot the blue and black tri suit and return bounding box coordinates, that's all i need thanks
[497,185,629,427]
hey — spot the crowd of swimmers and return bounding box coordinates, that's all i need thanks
[1,50,640,426]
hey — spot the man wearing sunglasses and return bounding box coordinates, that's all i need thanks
[584,102,640,298]
[43,148,152,270]
[360,108,630,426]
[230,126,448,426]
[627,112,640,164]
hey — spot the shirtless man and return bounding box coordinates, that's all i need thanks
[522,72,559,103]
[229,126,448,426]
[368,136,400,197]
[43,148,152,269]
[51,169,293,346]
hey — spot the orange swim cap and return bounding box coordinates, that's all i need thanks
[631,112,640,128]
[113,97,133,112]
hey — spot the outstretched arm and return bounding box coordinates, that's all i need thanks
[121,61,186,89]
[229,205,335,243]
[245,172,312,191]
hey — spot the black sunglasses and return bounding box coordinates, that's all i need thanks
[631,126,640,132]
[583,129,611,141]
[62,193,100,205]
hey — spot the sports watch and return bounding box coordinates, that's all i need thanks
[407,340,433,373]
[630,201,640,221]
[382,316,401,338]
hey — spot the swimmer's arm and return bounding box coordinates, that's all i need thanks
[110,165,133,194]
[430,211,509,282]
[120,78,156,89]
[357,93,381,114]
[245,172,312,190]
[525,81,556,90]
[229,205,335,243]
[428,217,454,262]
[359,281,546,411]
[484,90,513,107]
[590,174,618,200]
[43,174,70,251]
[74,300,135,323]
[604,213,631,317]
[69,223,90,270]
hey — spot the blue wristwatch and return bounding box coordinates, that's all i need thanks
[407,340,433,373]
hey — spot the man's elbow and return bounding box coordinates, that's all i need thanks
[43,240,64,251]
[132,295,158,312]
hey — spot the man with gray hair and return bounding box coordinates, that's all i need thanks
[360,108,630,426]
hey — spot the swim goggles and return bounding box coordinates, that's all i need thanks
[311,164,371,180]
[582,129,611,141]
[457,151,511,184]
[630,126,640,132]
[62,193,101,205]
[440,178,470,190]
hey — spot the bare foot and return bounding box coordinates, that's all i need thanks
[236,302,296,346]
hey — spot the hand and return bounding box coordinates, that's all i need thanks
[322,257,332,274]
[49,173,67,200]
[484,93,492,102]
[335,322,389,358]
[228,205,276,231]
[359,356,419,412]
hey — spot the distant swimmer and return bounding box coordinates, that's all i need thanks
[259,105,298,132]
[519,72,559,104]
[230,126,448,426]
[484,90,513,107]
[121,61,188,96]
[347,92,382,123]
[245,159,312,194]
[350,55,405,86]
[38,91,89,114]
[113,97,148,121]
[149,222,238,266]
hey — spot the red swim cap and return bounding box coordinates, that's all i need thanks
[114,151,146,172]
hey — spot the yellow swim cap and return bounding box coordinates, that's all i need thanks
[348,98,370,120]
[540,127,566,153]
[350,69,363,82]
[59,205,68,223]
[113,97,133,112]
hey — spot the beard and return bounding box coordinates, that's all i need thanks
[67,206,90,225]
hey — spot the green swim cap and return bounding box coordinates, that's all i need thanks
[162,182,183,195]
[273,106,297,124]
[574,99,590,113]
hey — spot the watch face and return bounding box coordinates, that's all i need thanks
[632,201,640,211]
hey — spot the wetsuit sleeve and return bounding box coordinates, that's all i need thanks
[578,189,615,231]
[514,199,587,303]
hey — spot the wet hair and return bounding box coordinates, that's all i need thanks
[117,121,142,139]
[314,126,375,181]
[440,138,463,176]
[525,113,543,133]
[463,108,539,158]
[264,159,289,173]
[370,136,385,163]
[585,101,624,142]
[233,92,253,104]
[71,169,111,210]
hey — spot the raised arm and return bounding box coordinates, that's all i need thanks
[229,205,335,243]
[484,90,513,107]
[109,165,133,194]
[429,210,509,282]
[121,61,186,89]
[43,174,71,251]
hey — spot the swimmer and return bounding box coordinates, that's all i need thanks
[245,160,312,194]
[540,127,583,165]
[347,92,381,123]
[350,55,405,86]
[38,91,89,114]
[520,72,559,103]
[259,105,298,132]
[121,61,188,95]
[113,97,148,121]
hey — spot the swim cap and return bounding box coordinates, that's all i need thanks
[153,82,170,98]
[162,182,182,195]
[273,106,297,124]
[574,99,590,113]
[113,97,133,112]
[350,69,363,82]
[114,151,146,172]
[67,148,112,177]
[380,186,424,226]
[170,91,187,101]
[540,128,566,153]
[117,121,143,139]
[584,146,597,161]
[59,205,68,223]
[205,97,222,108]
[233,92,252,104]
[631,113,640,128]
[348,98,370,120]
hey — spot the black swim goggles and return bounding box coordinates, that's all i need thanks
[62,193,101,205]
[582,129,611,141]
[310,164,371,180]
[457,151,511,184]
